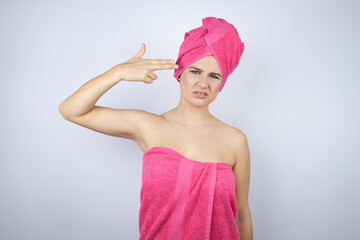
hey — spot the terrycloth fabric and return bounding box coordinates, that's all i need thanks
[173,16,245,92]
[139,146,240,240]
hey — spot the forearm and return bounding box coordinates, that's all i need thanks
[59,65,122,119]
[236,217,253,240]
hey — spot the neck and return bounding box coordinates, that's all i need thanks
[170,97,214,127]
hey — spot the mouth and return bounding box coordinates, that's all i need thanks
[193,91,208,96]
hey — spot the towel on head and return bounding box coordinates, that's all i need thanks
[139,146,240,239]
[173,16,245,92]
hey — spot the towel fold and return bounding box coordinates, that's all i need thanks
[139,146,240,240]
[173,16,245,92]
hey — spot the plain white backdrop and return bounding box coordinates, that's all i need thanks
[1,0,359,239]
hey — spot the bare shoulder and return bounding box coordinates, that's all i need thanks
[226,125,250,168]
[134,109,162,120]
[214,118,248,142]
[132,109,164,148]
[229,125,248,144]
[228,125,249,153]
[133,109,164,131]
[213,119,249,157]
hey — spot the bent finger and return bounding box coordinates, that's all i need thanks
[144,76,154,84]
[148,72,158,80]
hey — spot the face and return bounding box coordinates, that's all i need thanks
[178,55,223,106]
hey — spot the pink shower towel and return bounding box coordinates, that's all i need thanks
[139,146,240,240]
[174,17,245,92]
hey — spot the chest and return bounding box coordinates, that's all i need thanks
[140,122,236,168]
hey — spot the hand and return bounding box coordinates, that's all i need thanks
[113,43,178,84]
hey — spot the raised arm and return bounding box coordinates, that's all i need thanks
[58,43,178,142]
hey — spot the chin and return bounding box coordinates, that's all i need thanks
[194,97,216,106]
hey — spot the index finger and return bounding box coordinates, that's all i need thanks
[152,63,179,71]
[143,59,175,64]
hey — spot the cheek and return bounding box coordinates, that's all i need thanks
[210,79,222,89]
[181,72,195,85]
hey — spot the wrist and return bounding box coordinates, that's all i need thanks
[109,65,123,83]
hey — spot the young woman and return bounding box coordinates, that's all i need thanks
[59,17,253,240]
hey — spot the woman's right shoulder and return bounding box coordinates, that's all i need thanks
[132,109,165,129]
[134,109,163,120]
[130,109,166,149]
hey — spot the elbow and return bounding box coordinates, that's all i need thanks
[236,207,252,222]
[58,103,71,120]
[58,103,64,116]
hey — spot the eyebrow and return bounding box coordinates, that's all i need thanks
[189,66,222,78]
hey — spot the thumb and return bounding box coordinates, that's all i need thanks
[133,43,146,59]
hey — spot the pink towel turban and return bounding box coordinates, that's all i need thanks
[173,17,245,92]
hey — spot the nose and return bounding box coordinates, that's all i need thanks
[197,74,209,89]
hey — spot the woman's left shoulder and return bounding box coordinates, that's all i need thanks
[214,123,248,155]
[215,119,247,140]
[228,126,248,147]
[220,124,250,161]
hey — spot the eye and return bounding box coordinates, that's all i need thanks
[191,70,200,74]
[211,75,219,79]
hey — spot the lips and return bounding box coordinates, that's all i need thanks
[193,91,208,96]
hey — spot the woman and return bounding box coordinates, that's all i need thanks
[59,17,252,240]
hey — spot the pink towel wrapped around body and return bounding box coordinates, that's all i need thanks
[139,146,240,240]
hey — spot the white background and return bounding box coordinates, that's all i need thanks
[1,0,359,239]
